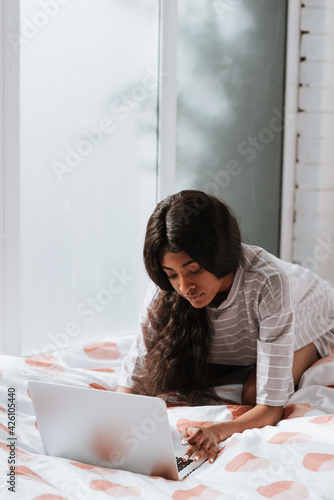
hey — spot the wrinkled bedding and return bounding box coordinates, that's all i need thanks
[0,335,334,499]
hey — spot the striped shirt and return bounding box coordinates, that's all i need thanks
[118,244,334,406]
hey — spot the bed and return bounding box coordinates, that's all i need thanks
[0,335,334,499]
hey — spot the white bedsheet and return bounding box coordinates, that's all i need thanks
[0,335,334,500]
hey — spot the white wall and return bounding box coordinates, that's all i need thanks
[293,0,334,285]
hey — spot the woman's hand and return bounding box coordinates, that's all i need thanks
[181,423,225,464]
[180,404,284,464]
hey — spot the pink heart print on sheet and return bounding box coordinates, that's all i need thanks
[172,485,222,500]
[70,461,117,476]
[303,453,334,472]
[25,355,65,376]
[0,442,35,463]
[15,466,56,489]
[268,432,312,444]
[257,481,309,499]
[309,415,334,425]
[32,495,68,500]
[88,383,109,390]
[83,341,120,360]
[0,422,10,433]
[220,436,241,453]
[84,367,115,372]
[225,452,271,472]
[283,403,312,419]
[89,479,140,496]
[0,422,20,439]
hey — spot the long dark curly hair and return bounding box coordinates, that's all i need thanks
[132,190,244,405]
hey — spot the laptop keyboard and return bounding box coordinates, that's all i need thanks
[176,456,193,472]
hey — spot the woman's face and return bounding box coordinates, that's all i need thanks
[161,250,234,308]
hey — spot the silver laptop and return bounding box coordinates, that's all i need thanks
[28,380,207,480]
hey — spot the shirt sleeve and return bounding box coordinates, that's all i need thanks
[256,274,295,406]
[117,281,159,389]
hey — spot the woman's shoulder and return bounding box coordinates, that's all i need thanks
[240,245,294,313]
[241,243,334,311]
[240,244,298,309]
[241,243,326,287]
[241,243,292,281]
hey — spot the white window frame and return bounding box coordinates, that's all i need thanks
[279,0,301,261]
[1,0,20,356]
[157,0,177,202]
[0,0,3,353]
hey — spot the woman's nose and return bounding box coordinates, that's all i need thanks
[178,277,195,295]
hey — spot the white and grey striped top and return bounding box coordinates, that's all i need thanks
[118,244,334,406]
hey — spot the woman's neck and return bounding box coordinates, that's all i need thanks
[210,271,235,307]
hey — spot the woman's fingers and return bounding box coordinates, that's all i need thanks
[182,429,210,461]
[207,445,219,464]
[180,428,190,445]
[182,427,204,461]
[181,426,220,463]
[192,444,218,464]
[183,444,217,463]
[183,443,201,461]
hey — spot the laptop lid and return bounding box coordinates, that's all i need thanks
[28,380,179,480]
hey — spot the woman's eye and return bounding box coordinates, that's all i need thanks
[167,274,177,279]
[190,267,202,274]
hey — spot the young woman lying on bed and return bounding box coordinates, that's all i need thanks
[116,190,334,465]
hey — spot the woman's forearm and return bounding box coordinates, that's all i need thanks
[213,404,284,442]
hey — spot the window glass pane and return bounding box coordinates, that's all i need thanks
[20,0,160,355]
[175,0,287,255]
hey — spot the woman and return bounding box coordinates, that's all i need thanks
[116,190,334,464]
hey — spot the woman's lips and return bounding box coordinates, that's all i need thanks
[185,293,204,303]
